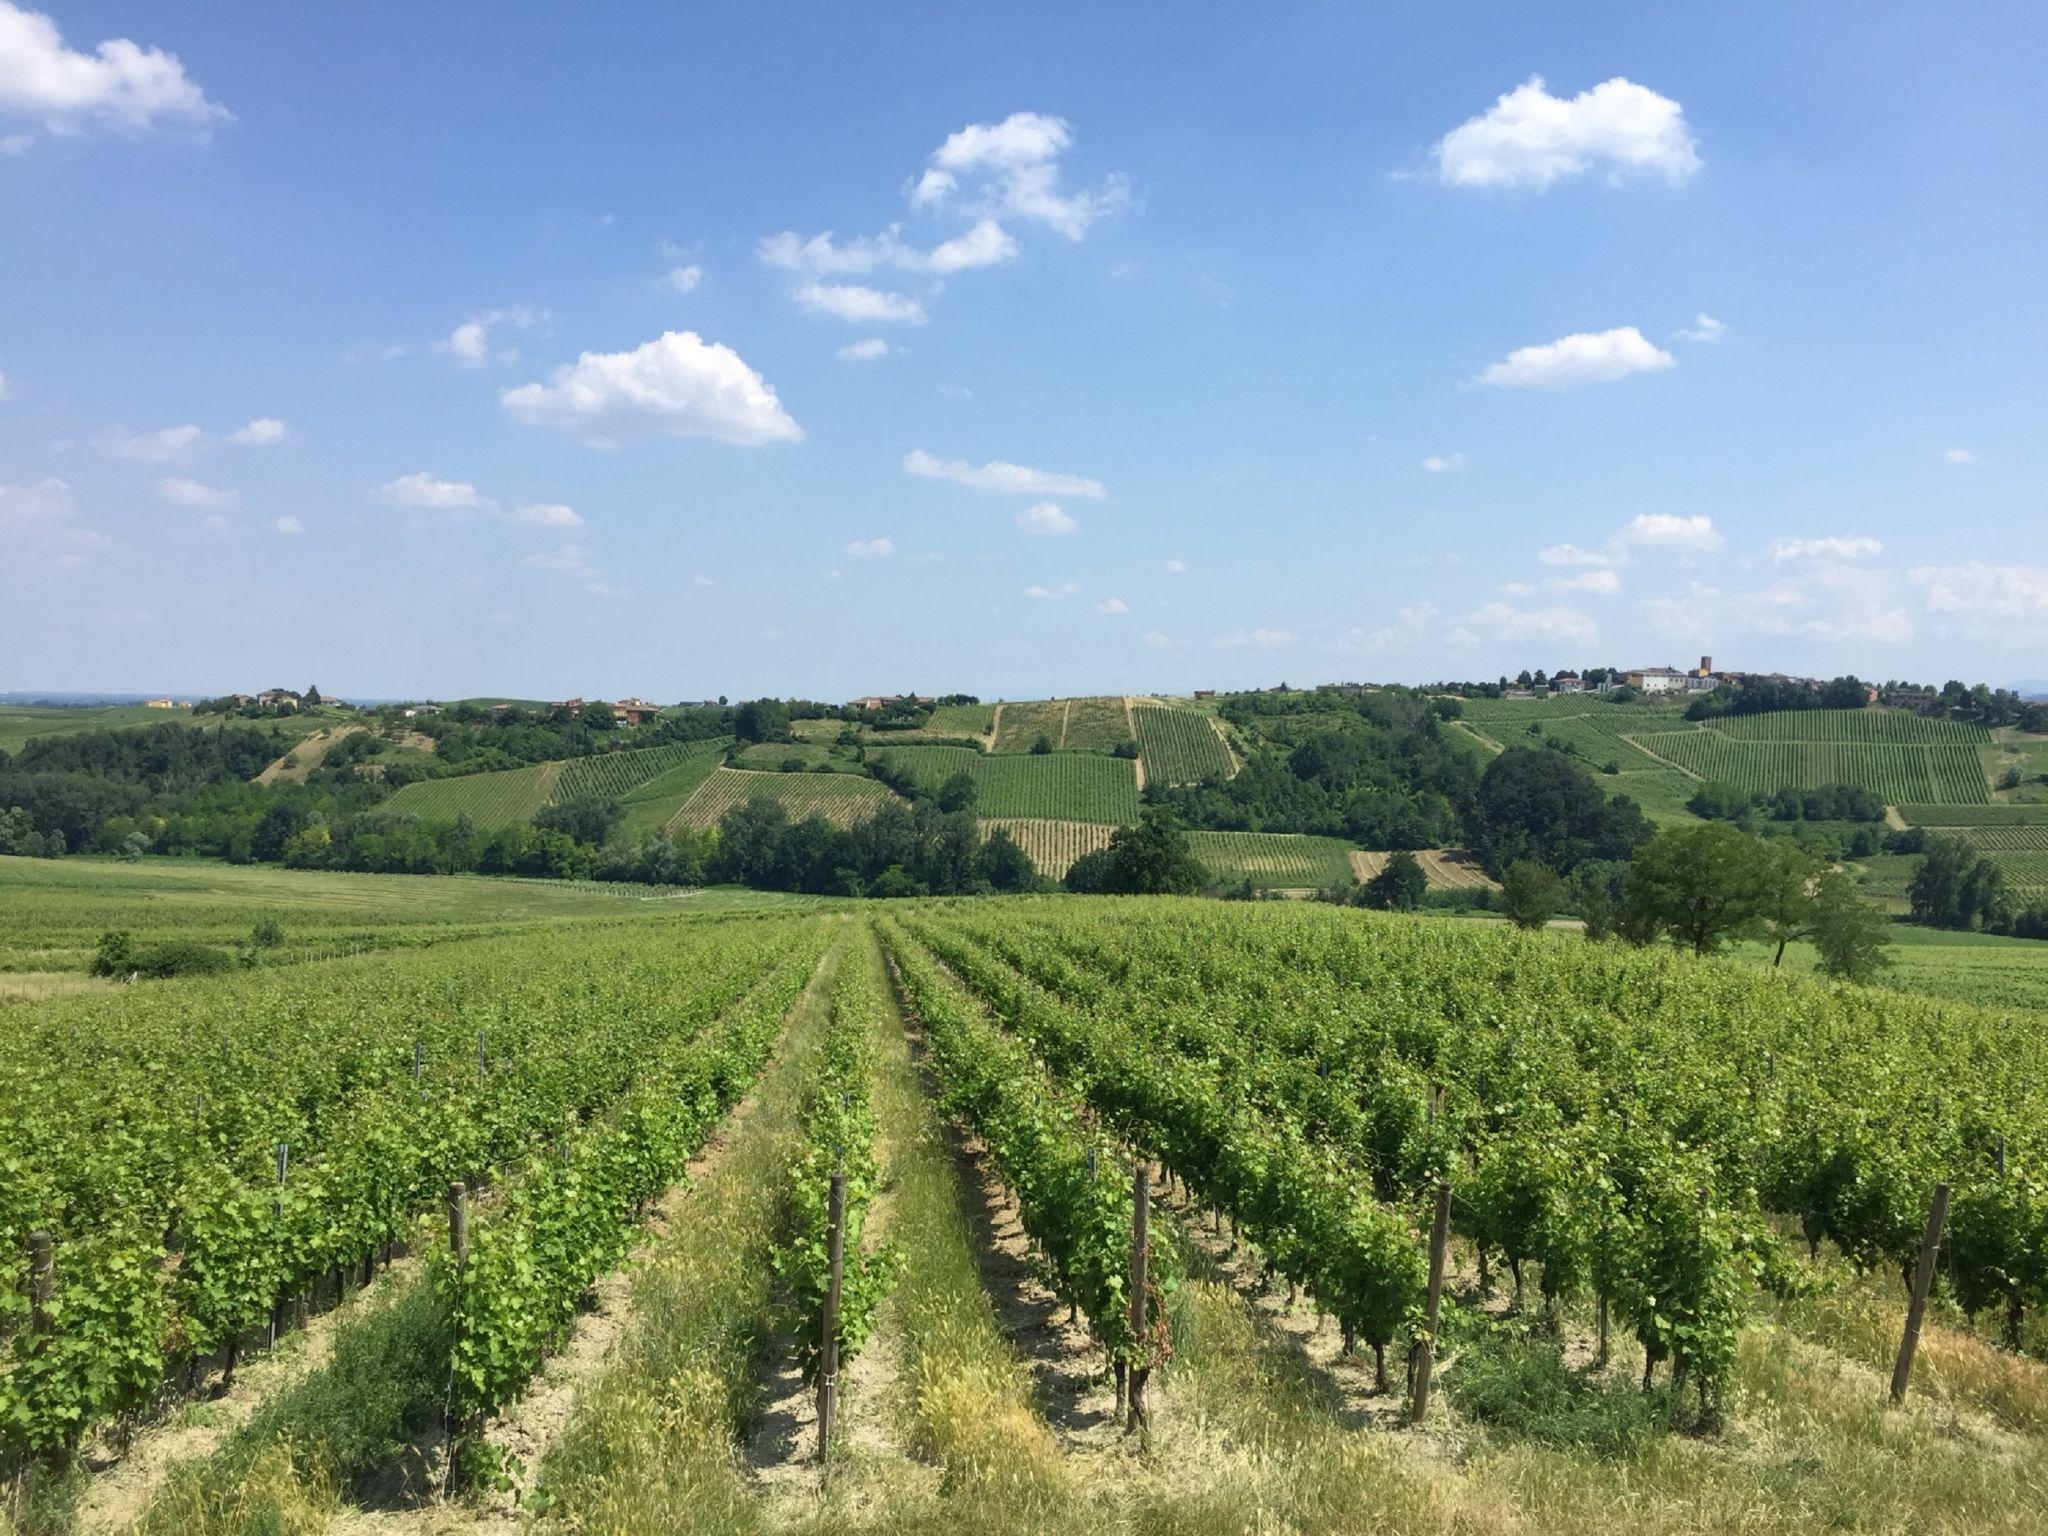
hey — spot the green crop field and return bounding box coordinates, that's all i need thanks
[876,744,1139,822]
[731,742,862,772]
[5,862,2048,1534]
[0,703,200,753]
[1713,709,1990,744]
[1060,695,1135,752]
[667,766,899,830]
[1452,704,1701,818]
[1134,704,1235,785]
[384,740,733,831]
[990,698,1071,753]
[1633,733,1990,804]
[1186,830,1355,888]
[1901,803,2048,826]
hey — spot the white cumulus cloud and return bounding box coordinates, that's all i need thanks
[0,1,228,141]
[1465,601,1598,645]
[508,502,583,529]
[379,472,488,510]
[1165,558,1187,574]
[1213,627,1299,651]
[155,476,234,508]
[1547,568,1620,595]
[1098,597,1129,615]
[1619,512,1722,552]
[915,112,1128,239]
[1025,581,1081,600]
[1910,563,2048,620]
[837,338,890,361]
[1476,326,1674,388]
[1432,76,1699,191]
[793,281,928,325]
[663,263,703,294]
[434,304,547,368]
[845,537,894,557]
[99,423,202,462]
[1421,453,1467,474]
[1017,501,1077,535]
[502,330,803,448]
[1676,313,1727,343]
[520,543,618,596]
[903,448,1105,499]
[1943,447,1979,467]
[271,515,303,535]
[227,417,286,446]
[1770,535,1882,562]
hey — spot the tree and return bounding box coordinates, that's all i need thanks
[1473,748,1651,875]
[1908,835,2007,930]
[1361,850,1426,911]
[1065,808,1210,895]
[936,770,979,814]
[1622,823,1771,955]
[1809,870,1893,983]
[1756,840,1820,966]
[1498,860,1565,929]
[732,698,791,744]
[1030,734,1054,755]
[578,700,618,733]
[303,684,324,706]
[534,796,624,847]
[976,827,1036,891]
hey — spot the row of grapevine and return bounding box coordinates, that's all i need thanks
[553,738,732,801]
[442,927,830,1439]
[896,915,1428,1382]
[979,818,1114,880]
[877,920,1174,1380]
[1632,734,1990,804]
[916,901,2048,1392]
[1951,827,2048,852]
[771,942,894,1388]
[1185,831,1356,889]
[1712,709,1989,743]
[383,761,562,827]
[1903,804,2048,827]
[0,916,818,1462]
[1132,705,1234,786]
[874,747,1141,823]
[667,768,898,831]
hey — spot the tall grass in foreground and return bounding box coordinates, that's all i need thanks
[531,944,841,1534]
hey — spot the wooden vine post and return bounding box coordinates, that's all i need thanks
[444,1181,470,1487]
[1409,1181,1452,1424]
[268,1142,289,1349]
[1889,1181,1950,1404]
[817,1168,847,1463]
[1126,1161,1152,1434]
[27,1230,53,1337]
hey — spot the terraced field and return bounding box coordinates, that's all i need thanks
[1133,704,1235,785]
[666,766,899,830]
[875,744,1140,822]
[980,817,1113,878]
[1186,831,1356,889]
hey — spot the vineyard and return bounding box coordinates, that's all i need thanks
[980,817,1114,878]
[383,738,732,831]
[666,767,899,830]
[1133,705,1235,786]
[1632,733,1990,804]
[4,891,2047,1533]
[1060,696,1137,753]
[876,745,1140,823]
[1350,847,1501,891]
[1185,831,1355,888]
[1713,710,1990,743]
[1902,804,2048,826]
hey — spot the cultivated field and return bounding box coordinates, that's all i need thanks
[1632,733,1990,804]
[0,703,196,754]
[876,744,1140,823]
[384,739,731,831]
[1902,803,2048,826]
[990,698,1072,753]
[981,816,1114,878]
[1060,695,1136,752]
[1186,830,1355,888]
[1349,847,1501,891]
[666,766,898,830]
[10,884,2046,1535]
[1133,704,1235,785]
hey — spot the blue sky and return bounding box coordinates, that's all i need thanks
[2,2,2043,702]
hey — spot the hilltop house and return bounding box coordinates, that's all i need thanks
[1550,673,1585,694]
[612,697,662,726]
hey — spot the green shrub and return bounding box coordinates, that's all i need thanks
[135,940,240,979]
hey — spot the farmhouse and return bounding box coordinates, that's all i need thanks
[613,697,662,726]
[256,688,301,708]
[144,697,176,708]
[1550,673,1584,694]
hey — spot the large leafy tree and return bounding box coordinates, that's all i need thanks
[1065,808,1210,895]
[1472,748,1651,876]
[1908,835,2007,930]
[1809,870,1894,982]
[1622,823,1772,955]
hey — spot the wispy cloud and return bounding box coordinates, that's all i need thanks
[904,449,1106,499]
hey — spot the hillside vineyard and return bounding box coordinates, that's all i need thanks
[6,898,2044,1470]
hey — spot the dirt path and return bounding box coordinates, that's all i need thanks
[1209,714,1242,778]
[77,1248,425,1534]
[1885,804,1909,831]
[1057,699,1073,750]
[254,724,364,786]
[985,702,1003,754]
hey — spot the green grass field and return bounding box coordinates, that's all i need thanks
[875,744,1139,822]
[0,703,199,753]
[1134,704,1235,785]
[1186,830,1356,888]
